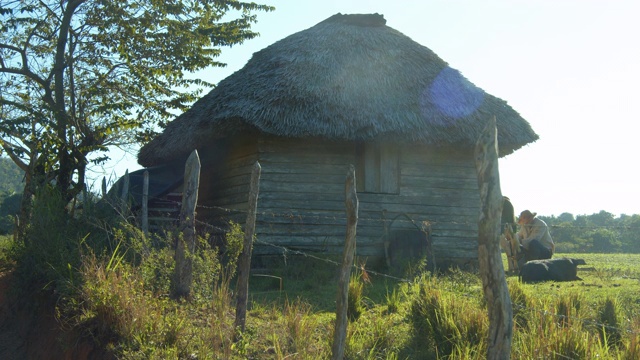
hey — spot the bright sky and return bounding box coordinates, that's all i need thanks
[95,0,640,217]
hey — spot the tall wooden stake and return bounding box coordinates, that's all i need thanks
[332,165,359,360]
[120,169,129,214]
[141,170,149,235]
[475,116,513,359]
[172,150,201,298]
[235,161,262,333]
[101,176,107,198]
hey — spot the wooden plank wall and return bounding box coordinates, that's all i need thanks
[254,136,354,255]
[198,136,259,233]
[249,136,480,265]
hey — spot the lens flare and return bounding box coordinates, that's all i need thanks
[420,66,484,124]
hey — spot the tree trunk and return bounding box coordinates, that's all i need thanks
[475,116,513,359]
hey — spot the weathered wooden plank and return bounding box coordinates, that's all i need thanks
[402,175,479,190]
[398,186,479,198]
[261,173,347,184]
[380,143,399,194]
[401,147,473,165]
[257,194,479,216]
[254,235,382,248]
[401,164,477,178]
[258,136,353,153]
[252,243,383,257]
[259,161,349,175]
[259,179,344,194]
[212,163,255,179]
[256,195,476,212]
[224,153,259,170]
[259,151,353,165]
[363,142,379,192]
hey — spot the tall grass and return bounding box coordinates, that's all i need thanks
[408,274,488,358]
[8,194,640,360]
[79,249,640,359]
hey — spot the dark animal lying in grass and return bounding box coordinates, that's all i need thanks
[519,258,586,283]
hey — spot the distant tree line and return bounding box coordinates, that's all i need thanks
[540,211,640,254]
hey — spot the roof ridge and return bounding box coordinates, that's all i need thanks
[320,13,386,27]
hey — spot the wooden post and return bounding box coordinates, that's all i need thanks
[474,116,513,359]
[101,176,107,198]
[141,170,149,235]
[120,169,129,214]
[234,161,262,332]
[172,150,201,299]
[332,165,359,360]
[422,220,437,273]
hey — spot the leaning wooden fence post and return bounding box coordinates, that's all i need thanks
[475,116,513,359]
[234,161,262,333]
[332,165,359,360]
[172,150,201,299]
[141,170,149,235]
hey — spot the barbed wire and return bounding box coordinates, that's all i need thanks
[248,236,640,339]
[128,197,640,356]
[253,238,413,284]
[143,196,640,230]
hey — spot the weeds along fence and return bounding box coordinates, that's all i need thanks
[108,178,640,349]
[109,145,640,358]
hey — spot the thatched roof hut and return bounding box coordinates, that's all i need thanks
[139,13,536,167]
[137,13,538,268]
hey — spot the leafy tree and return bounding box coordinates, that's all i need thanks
[619,214,640,253]
[588,228,620,253]
[588,210,615,227]
[557,212,575,223]
[0,0,273,234]
[542,211,640,254]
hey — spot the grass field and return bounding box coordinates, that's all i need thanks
[519,253,640,302]
[2,231,639,358]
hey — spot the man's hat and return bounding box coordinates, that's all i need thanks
[519,210,537,222]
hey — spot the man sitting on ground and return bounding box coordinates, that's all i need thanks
[517,210,554,264]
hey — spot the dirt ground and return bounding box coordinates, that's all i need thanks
[0,271,113,360]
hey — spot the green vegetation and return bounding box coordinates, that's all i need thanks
[0,157,23,234]
[0,157,23,194]
[0,0,273,228]
[0,234,12,271]
[2,202,640,359]
[0,187,638,358]
[541,211,640,253]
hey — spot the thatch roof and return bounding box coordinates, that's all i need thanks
[139,13,538,167]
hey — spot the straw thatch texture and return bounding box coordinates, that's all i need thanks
[139,13,537,167]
